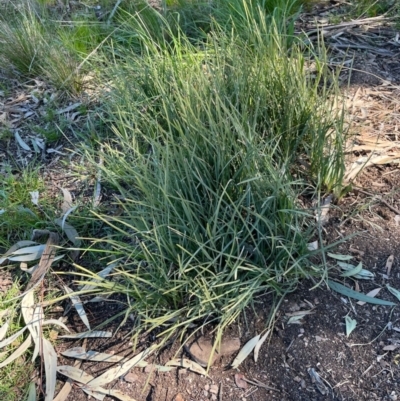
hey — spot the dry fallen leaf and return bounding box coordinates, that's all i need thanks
[383,344,399,351]
[234,373,248,389]
[386,255,394,276]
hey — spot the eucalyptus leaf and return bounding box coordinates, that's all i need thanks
[42,338,57,401]
[0,334,32,368]
[345,316,357,337]
[387,285,400,302]
[165,358,208,376]
[328,253,353,261]
[231,334,260,369]
[328,280,395,306]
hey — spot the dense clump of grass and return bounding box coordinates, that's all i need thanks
[82,0,348,347]
[0,0,105,94]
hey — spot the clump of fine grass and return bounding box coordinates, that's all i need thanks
[0,0,105,94]
[81,0,348,347]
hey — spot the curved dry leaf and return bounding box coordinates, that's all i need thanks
[231,335,260,369]
[0,321,9,341]
[42,319,70,332]
[59,331,112,339]
[61,348,124,363]
[165,358,208,377]
[57,365,95,384]
[327,253,353,261]
[26,382,36,401]
[0,334,32,369]
[80,385,105,401]
[387,285,400,302]
[21,289,36,326]
[64,286,90,330]
[9,244,45,262]
[254,330,270,363]
[60,207,78,231]
[0,241,38,265]
[383,344,399,351]
[0,327,27,349]
[54,218,81,246]
[11,245,45,257]
[386,255,394,276]
[80,263,117,292]
[61,188,73,214]
[15,131,31,151]
[42,338,57,401]
[88,346,156,387]
[82,386,138,401]
[30,306,43,361]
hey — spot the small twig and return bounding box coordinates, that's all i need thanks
[355,188,400,215]
[242,377,280,393]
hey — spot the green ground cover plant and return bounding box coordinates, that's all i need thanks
[81,0,348,349]
[0,0,352,396]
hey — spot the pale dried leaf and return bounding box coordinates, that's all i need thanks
[383,344,399,351]
[88,346,156,387]
[30,305,43,361]
[57,365,95,384]
[42,319,70,332]
[254,330,270,362]
[60,188,73,214]
[307,241,318,251]
[15,131,31,151]
[165,358,208,377]
[328,253,353,261]
[0,241,37,265]
[345,316,357,337]
[386,255,394,276]
[0,327,27,349]
[56,102,81,115]
[357,288,382,305]
[82,386,138,401]
[54,218,81,246]
[0,321,9,341]
[80,387,105,401]
[21,291,35,325]
[59,331,112,339]
[61,347,124,363]
[287,315,304,324]
[29,191,39,206]
[80,263,117,292]
[42,338,57,401]
[231,335,260,369]
[387,285,400,302]
[64,286,90,330]
[234,373,248,389]
[0,334,32,369]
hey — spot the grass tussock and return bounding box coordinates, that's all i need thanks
[80,0,348,347]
